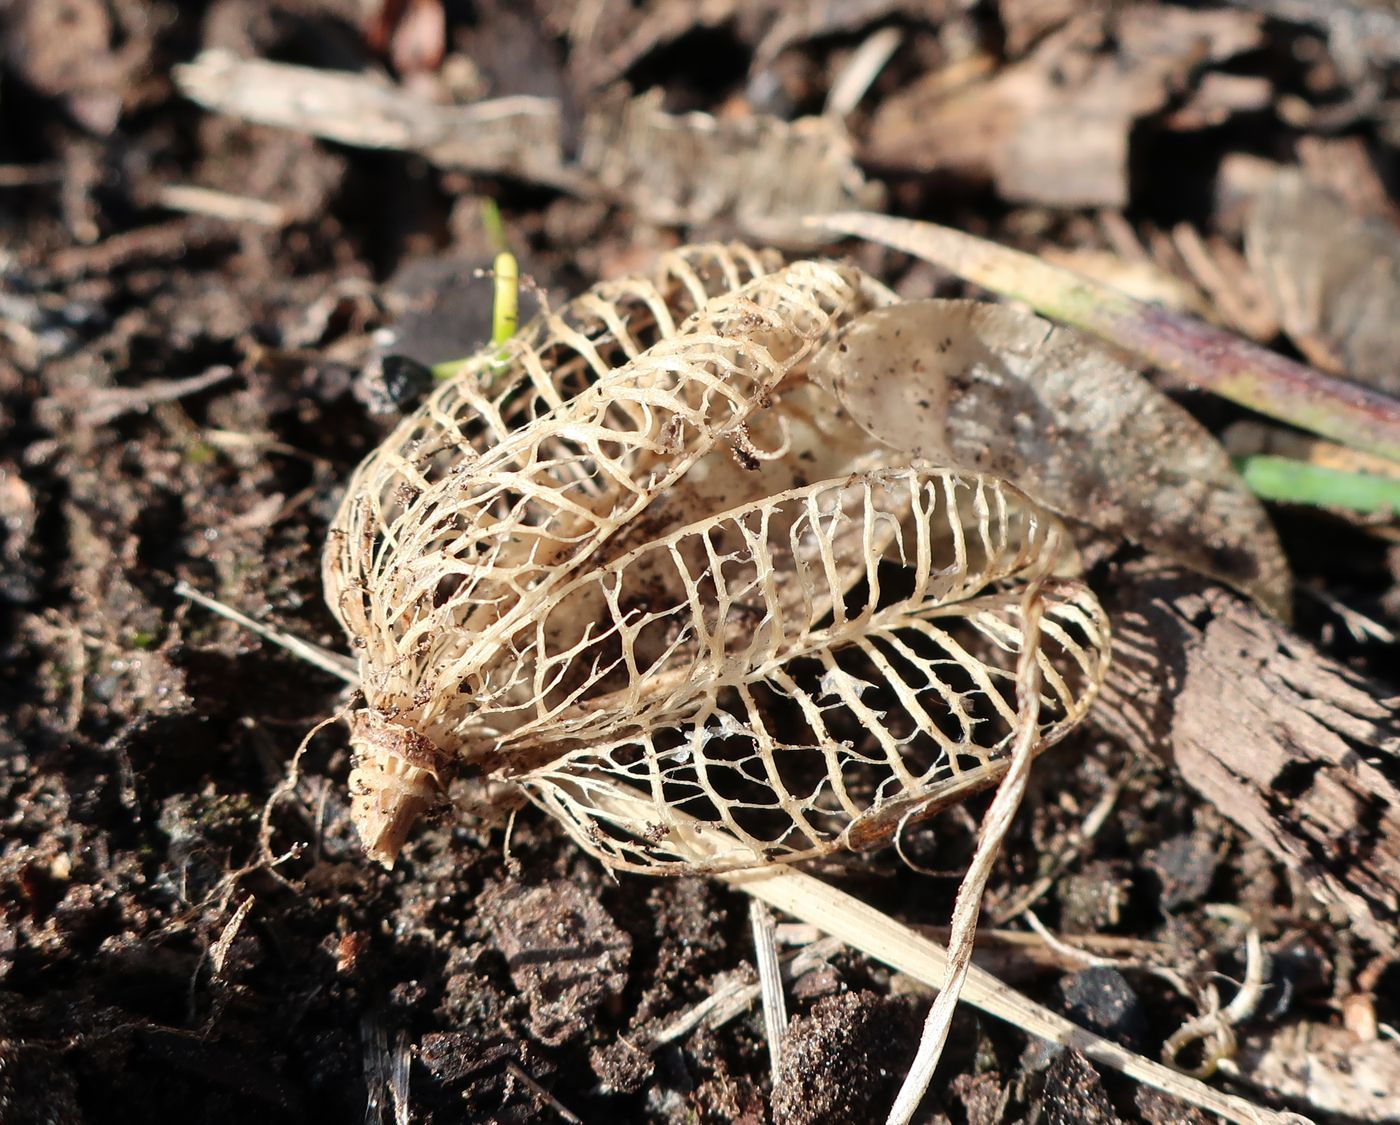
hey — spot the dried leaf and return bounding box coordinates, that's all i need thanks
[176,52,881,243]
[1246,169,1400,396]
[866,6,1261,208]
[807,300,1292,618]
[1238,1022,1400,1122]
[579,87,884,244]
[175,51,575,188]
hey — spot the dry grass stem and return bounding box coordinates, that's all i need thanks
[749,899,789,1080]
[886,581,1046,1124]
[174,580,359,683]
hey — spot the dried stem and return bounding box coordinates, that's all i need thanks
[885,580,1045,1124]
[717,861,1311,1125]
[749,899,789,1081]
[173,580,359,683]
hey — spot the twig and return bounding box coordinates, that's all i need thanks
[504,1062,582,1125]
[825,27,903,117]
[209,895,255,977]
[805,212,1400,463]
[718,863,1310,1125]
[1022,910,1119,972]
[1305,588,1397,644]
[886,580,1045,1124]
[749,899,788,1081]
[647,938,844,1049]
[572,779,1311,1125]
[151,184,288,226]
[912,924,1170,977]
[57,365,239,427]
[989,756,1135,924]
[174,580,359,683]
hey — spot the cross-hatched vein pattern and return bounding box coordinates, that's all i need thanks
[515,470,1107,872]
[323,247,1111,869]
[325,244,781,628]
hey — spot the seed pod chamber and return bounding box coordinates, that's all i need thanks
[323,248,1110,869]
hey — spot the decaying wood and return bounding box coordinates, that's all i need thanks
[1095,566,1400,953]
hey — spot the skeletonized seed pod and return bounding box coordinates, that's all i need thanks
[323,245,1111,870]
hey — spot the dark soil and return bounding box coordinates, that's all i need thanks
[2,2,1397,1123]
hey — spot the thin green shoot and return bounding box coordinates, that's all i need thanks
[430,226,520,383]
[480,197,508,256]
[1238,454,1400,515]
[491,249,519,349]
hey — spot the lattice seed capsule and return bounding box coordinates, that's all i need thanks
[322,245,1110,872]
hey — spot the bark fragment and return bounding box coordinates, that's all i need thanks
[1095,567,1400,952]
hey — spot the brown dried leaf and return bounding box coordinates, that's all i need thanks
[808,300,1291,618]
[175,52,879,240]
[1246,169,1400,396]
[580,87,884,244]
[866,6,1262,208]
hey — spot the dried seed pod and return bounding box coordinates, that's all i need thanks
[324,248,1110,869]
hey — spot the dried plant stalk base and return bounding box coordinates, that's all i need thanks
[323,245,1111,869]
